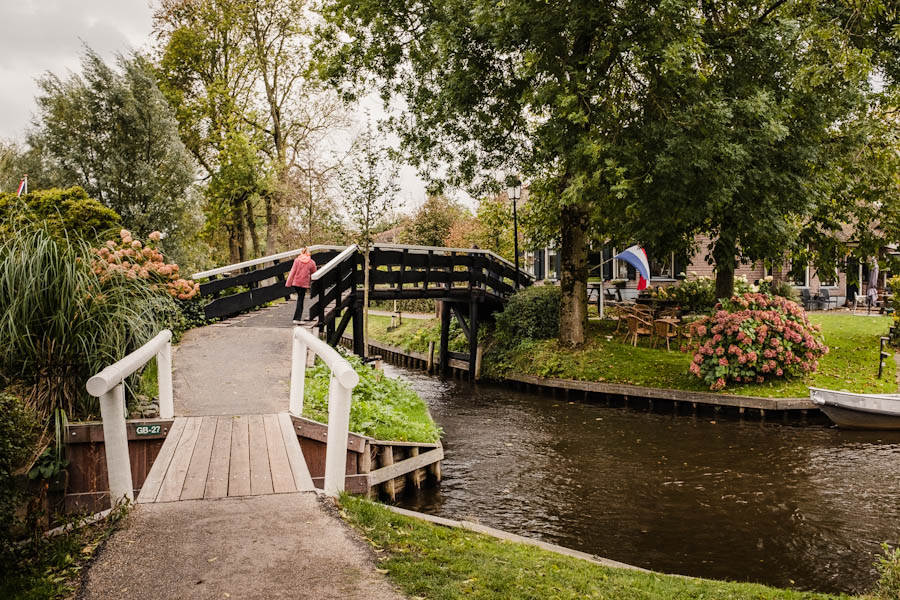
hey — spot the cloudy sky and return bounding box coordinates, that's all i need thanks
[0,0,154,140]
[0,0,446,209]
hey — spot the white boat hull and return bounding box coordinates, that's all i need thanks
[809,387,900,430]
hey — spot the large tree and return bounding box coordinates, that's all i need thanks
[154,0,351,259]
[30,49,197,253]
[603,2,876,300]
[341,120,399,356]
[317,0,664,346]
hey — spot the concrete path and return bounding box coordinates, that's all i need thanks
[82,304,405,599]
[82,493,404,600]
[174,326,292,415]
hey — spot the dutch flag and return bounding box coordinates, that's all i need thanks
[16,175,27,197]
[614,245,650,291]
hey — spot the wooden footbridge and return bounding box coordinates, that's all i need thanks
[192,244,534,379]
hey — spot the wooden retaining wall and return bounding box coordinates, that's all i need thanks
[350,337,828,424]
[63,415,442,512]
[288,415,442,501]
[64,419,173,513]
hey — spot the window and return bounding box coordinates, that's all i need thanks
[613,255,634,280]
[547,248,560,280]
[790,261,809,287]
[818,268,837,287]
[649,252,675,280]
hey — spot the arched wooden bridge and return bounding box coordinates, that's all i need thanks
[192,244,534,379]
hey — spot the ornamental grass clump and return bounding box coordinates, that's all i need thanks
[0,228,174,419]
[687,293,828,390]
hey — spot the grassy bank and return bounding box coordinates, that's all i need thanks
[483,313,895,398]
[302,351,441,442]
[0,510,126,600]
[366,314,468,355]
[339,495,850,600]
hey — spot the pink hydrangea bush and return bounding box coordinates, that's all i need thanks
[687,293,828,390]
[91,229,200,300]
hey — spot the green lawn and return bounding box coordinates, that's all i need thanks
[339,495,852,600]
[485,313,896,398]
[366,311,896,398]
[366,314,468,355]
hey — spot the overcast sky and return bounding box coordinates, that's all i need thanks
[0,0,448,210]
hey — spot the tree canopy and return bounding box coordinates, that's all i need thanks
[30,49,197,251]
[318,0,891,339]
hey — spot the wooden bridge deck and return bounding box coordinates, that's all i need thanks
[138,413,314,503]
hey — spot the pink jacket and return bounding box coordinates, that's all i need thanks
[285,255,317,288]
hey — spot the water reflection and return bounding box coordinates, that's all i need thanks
[388,365,900,594]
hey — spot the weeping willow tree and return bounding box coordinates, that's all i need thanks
[0,227,174,419]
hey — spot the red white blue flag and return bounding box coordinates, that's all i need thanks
[614,245,650,291]
[16,175,27,197]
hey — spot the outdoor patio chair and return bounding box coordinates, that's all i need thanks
[800,288,821,311]
[625,314,653,347]
[817,288,837,311]
[607,304,627,334]
[651,318,678,351]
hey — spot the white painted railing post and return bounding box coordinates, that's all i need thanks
[157,341,174,419]
[98,383,133,504]
[290,328,307,416]
[291,327,359,497]
[324,374,352,496]
[87,329,174,507]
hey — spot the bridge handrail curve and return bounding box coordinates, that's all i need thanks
[290,326,360,496]
[310,244,358,283]
[191,244,346,280]
[85,329,175,505]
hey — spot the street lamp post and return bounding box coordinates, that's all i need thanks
[507,182,522,289]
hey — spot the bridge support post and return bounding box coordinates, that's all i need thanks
[439,300,451,376]
[468,300,479,382]
[352,299,365,357]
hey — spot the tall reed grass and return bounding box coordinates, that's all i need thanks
[0,228,174,419]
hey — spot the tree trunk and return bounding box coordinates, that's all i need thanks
[558,203,589,348]
[246,196,261,258]
[713,234,736,300]
[229,197,246,263]
[265,191,278,255]
[362,249,370,359]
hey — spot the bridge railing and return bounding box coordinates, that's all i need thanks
[192,245,346,320]
[85,330,174,505]
[289,326,360,496]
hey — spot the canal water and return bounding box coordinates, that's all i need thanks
[388,365,900,595]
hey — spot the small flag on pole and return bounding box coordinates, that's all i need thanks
[16,174,27,197]
[613,245,650,291]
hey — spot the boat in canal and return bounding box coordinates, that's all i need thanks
[809,387,900,430]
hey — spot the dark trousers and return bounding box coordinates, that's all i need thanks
[293,287,307,321]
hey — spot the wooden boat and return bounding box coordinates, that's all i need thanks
[809,387,900,430]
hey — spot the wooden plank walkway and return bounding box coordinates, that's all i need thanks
[138,413,314,504]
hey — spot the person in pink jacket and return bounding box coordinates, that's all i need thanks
[285,248,317,324]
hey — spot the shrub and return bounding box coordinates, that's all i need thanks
[0,186,120,242]
[758,276,799,302]
[303,352,441,443]
[687,293,828,390]
[0,228,175,419]
[664,276,716,313]
[90,229,200,300]
[0,392,40,564]
[874,542,900,599]
[494,284,561,347]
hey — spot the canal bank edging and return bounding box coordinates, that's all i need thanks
[342,336,826,423]
[384,504,647,573]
